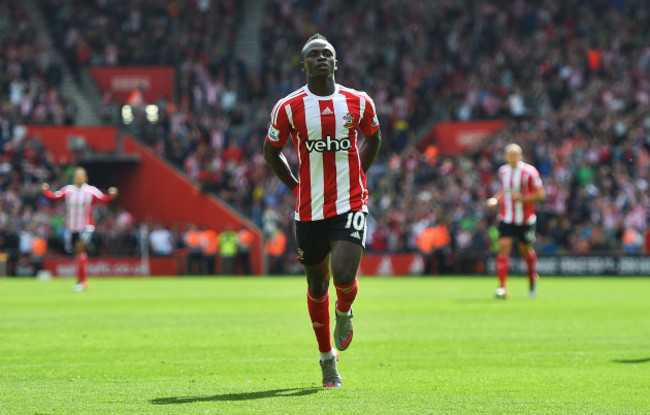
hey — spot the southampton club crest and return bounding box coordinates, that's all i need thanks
[342,113,356,129]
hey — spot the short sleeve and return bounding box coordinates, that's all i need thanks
[266,100,292,147]
[358,93,380,136]
[88,185,111,202]
[528,167,543,191]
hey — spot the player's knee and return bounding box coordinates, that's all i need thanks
[519,245,533,258]
[330,263,356,285]
[498,241,512,255]
[307,280,329,297]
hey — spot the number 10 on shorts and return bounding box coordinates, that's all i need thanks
[345,211,366,231]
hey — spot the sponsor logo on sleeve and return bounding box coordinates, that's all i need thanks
[267,125,280,142]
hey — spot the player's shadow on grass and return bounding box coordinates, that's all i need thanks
[150,387,319,404]
[611,357,650,364]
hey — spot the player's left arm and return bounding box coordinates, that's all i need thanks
[90,186,119,202]
[359,129,382,173]
[108,187,118,199]
[512,171,545,202]
[515,187,545,203]
[358,94,382,173]
[526,169,545,202]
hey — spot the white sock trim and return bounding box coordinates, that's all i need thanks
[320,348,336,361]
[335,307,351,317]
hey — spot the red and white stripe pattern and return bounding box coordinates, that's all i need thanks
[497,161,544,225]
[44,184,112,232]
[266,84,380,221]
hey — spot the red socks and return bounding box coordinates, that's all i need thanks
[308,278,358,353]
[307,290,332,353]
[496,254,509,288]
[525,250,538,283]
[334,278,358,313]
[77,252,88,286]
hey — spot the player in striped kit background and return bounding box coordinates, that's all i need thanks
[487,143,545,299]
[42,167,118,291]
[264,34,382,387]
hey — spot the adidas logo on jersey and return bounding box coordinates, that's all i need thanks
[321,107,333,115]
[350,231,361,240]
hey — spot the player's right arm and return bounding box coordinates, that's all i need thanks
[41,183,66,200]
[486,191,503,208]
[263,99,299,196]
[263,140,299,196]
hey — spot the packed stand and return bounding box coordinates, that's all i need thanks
[0,134,132,275]
[32,0,650,274]
[0,132,228,276]
[0,0,76,136]
[256,0,650,268]
[0,132,259,277]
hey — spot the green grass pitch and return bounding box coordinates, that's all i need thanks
[1,275,648,414]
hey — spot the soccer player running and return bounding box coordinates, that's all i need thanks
[42,167,118,291]
[486,143,545,299]
[263,34,382,387]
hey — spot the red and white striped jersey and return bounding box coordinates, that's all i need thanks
[497,161,544,225]
[266,84,380,221]
[44,184,112,232]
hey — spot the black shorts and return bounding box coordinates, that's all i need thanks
[498,222,536,245]
[71,229,94,247]
[295,211,367,265]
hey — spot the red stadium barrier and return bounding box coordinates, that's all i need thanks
[40,254,424,277]
[118,135,265,275]
[89,66,175,104]
[359,253,426,276]
[417,120,507,155]
[27,126,119,159]
[42,256,179,277]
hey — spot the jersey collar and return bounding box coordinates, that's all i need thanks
[304,83,340,99]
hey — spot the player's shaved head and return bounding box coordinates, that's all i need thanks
[504,143,523,167]
[301,33,336,59]
[505,143,522,155]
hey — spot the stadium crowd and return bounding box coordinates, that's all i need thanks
[0,0,76,134]
[2,0,650,275]
[0,133,257,276]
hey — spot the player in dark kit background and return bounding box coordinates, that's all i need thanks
[264,34,382,387]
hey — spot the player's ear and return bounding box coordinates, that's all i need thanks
[299,61,306,72]
[334,59,338,71]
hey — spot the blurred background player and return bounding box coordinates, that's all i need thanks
[218,223,238,275]
[42,167,118,291]
[264,225,287,275]
[486,144,545,299]
[263,34,382,387]
[201,226,219,275]
[184,223,203,275]
[237,226,254,275]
